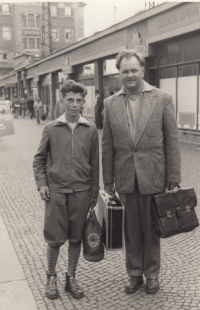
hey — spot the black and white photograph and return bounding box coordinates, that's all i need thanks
[0,1,200,309]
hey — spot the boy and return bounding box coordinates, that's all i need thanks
[33,80,99,300]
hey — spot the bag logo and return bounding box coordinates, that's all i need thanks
[87,233,100,247]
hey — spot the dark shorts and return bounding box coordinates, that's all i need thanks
[44,190,91,247]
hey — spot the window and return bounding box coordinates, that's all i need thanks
[2,26,11,40]
[52,28,59,41]
[23,38,27,49]
[51,5,57,16]
[36,38,40,49]
[28,14,34,27]
[2,4,9,15]
[22,15,26,28]
[28,38,35,49]
[65,6,71,17]
[0,50,7,60]
[65,29,73,41]
[22,13,39,28]
[23,37,40,50]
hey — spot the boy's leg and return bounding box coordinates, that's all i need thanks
[65,190,91,299]
[44,191,68,299]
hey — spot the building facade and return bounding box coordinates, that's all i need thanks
[0,2,86,78]
[1,2,200,143]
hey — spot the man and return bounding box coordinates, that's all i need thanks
[27,96,34,119]
[20,97,26,118]
[33,80,99,300]
[54,97,64,119]
[12,95,20,119]
[102,49,181,294]
[33,97,43,124]
[94,90,103,129]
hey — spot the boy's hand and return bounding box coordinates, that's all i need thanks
[104,184,115,197]
[39,186,50,201]
[90,198,97,209]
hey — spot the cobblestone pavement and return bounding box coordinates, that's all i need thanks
[0,117,200,310]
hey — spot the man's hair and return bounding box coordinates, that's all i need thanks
[61,80,87,98]
[116,49,145,70]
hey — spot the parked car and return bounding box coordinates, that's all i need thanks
[0,101,15,137]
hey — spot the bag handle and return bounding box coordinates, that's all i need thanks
[165,186,180,194]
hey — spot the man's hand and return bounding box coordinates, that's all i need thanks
[104,184,115,196]
[90,198,97,209]
[166,182,179,191]
[39,186,50,201]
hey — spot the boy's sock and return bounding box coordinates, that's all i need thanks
[67,243,81,277]
[47,245,60,275]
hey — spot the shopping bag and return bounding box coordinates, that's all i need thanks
[83,210,104,262]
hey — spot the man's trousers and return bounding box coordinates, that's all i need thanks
[44,190,91,247]
[119,180,160,279]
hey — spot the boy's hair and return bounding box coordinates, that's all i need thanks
[116,49,145,70]
[61,80,87,98]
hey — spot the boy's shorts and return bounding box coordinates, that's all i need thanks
[44,190,91,247]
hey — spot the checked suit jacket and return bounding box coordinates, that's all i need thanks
[102,81,181,195]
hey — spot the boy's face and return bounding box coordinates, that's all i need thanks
[62,92,85,118]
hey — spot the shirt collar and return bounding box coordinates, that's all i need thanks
[56,113,90,126]
[116,80,156,96]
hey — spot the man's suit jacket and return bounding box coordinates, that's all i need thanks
[102,81,181,195]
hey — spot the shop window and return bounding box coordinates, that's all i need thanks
[104,59,118,75]
[2,4,9,15]
[52,28,59,41]
[65,6,71,17]
[159,67,177,111]
[2,26,11,40]
[65,29,73,41]
[177,64,197,130]
[51,6,57,16]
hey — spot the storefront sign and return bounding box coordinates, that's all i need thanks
[148,3,200,37]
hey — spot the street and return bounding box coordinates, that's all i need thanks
[0,116,200,310]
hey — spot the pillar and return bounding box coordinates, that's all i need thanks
[94,59,104,97]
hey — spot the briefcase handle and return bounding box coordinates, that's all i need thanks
[165,186,180,194]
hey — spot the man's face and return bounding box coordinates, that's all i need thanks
[119,56,144,90]
[62,92,85,118]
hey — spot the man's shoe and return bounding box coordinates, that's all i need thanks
[65,274,84,299]
[125,276,143,294]
[45,272,59,299]
[145,278,160,294]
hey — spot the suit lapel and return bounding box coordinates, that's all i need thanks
[112,95,134,148]
[134,90,157,147]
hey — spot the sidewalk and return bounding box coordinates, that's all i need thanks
[0,213,38,310]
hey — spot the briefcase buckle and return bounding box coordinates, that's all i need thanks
[166,211,172,219]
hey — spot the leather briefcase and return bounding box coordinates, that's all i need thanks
[96,190,124,251]
[152,188,199,238]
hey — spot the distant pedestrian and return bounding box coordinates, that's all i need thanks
[34,97,43,124]
[12,95,20,119]
[33,80,99,300]
[54,98,64,119]
[94,90,103,129]
[27,96,34,119]
[20,97,26,118]
[5,97,11,111]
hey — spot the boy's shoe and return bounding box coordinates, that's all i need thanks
[45,272,59,299]
[125,276,143,294]
[65,273,84,299]
[145,278,160,294]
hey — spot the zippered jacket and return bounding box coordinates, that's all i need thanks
[33,115,99,198]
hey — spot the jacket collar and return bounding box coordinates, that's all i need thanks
[116,80,155,96]
[54,113,90,126]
